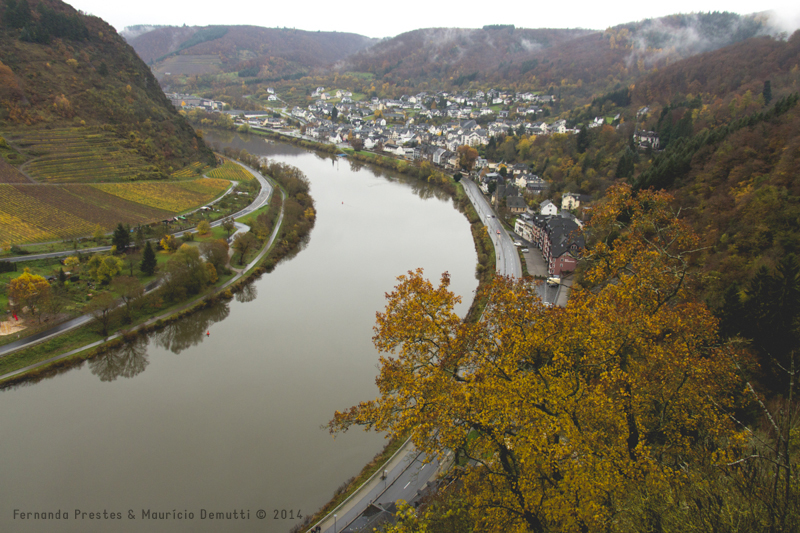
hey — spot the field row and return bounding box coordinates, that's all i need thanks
[0,158,29,183]
[171,161,212,179]
[206,161,253,181]
[93,179,231,213]
[25,154,150,182]
[0,179,231,244]
[8,128,157,183]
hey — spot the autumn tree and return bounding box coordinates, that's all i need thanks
[457,145,479,172]
[160,234,179,252]
[112,275,144,323]
[86,254,124,284]
[221,217,236,239]
[8,268,50,321]
[86,291,116,337]
[92,224,105,243]
[231,232,258,266]
[64,255,80,274]
[162,244,209,300]
[329,185,748,533]
[200,239,229,273]
[197,220,211,235]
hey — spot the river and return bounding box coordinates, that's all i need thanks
[0,132,478,533]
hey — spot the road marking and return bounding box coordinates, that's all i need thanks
[404,481,411,489]
[420,464,425,469]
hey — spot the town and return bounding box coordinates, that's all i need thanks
[167,87,616,278]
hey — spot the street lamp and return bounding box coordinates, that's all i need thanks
[334,514,337,533]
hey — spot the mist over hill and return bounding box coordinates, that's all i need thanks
[125,24,377,82]
[339,13,778,98]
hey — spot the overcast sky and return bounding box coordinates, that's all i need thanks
[64,0,800,39]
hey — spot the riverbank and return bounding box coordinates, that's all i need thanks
[0,157,315,388]
[243,128,496,319]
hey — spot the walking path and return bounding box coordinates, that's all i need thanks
[0,163,281,381]
[2,167,249,263]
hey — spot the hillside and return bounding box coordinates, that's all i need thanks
[125,25,377,82]
[489,27,800,315]
[341,26,594,86]
[0,0,215,176]
[0,0,223,244]
[340,13,775,98]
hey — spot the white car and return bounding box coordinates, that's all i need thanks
[521,248,529,253]
[546,277,560,286]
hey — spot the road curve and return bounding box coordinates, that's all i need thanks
[0,164,276,365]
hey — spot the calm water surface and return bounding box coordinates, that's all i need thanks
[0,133,477,532]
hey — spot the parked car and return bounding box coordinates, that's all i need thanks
[546,276,561,286]
[521,248,529,253]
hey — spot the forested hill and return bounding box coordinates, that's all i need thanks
[340,26,593,89]
[124,25,377,80]
[0,0,214,176]
[626,31,800,308]
[341,13,775,98]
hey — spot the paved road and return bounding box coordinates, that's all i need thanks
[310,178,528,533]
[2,165,265,264]
[461,178,522,278]
[0,163,274,361]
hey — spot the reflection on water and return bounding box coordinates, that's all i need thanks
[348,158,366,173]
[235,283,258,303]
[0,134,480,533]
[89,337,149,382]
[89,300,234,382]
[153,301,231,354]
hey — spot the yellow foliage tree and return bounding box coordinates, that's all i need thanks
[8,268,51,321]
[64,256,80,274]
[86,254,124,284]
[205,262,218,284]
[197,220,211,235]
[160,234,179,252]
[329,185,748,532]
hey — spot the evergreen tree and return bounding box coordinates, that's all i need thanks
[140,241,157,276]
[576,125,590,154]
[763,80,772,106]
[112,223,130,253]
[717,283,744,338]
[615,147,636,180]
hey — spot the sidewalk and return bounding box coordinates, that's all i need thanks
[311,438,416,533]
[0,169,283,382]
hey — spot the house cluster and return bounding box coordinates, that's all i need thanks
[633,129,660,150]
[514,196,586,276]
[288,89,558,128]
[478,166,548,212]
[166,92,225,112]
[266,89,573,176]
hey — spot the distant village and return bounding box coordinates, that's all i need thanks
[166,87,658,277]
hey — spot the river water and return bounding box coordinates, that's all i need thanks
[0,132,478,533]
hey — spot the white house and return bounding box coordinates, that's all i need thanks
[540,200,558,216]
